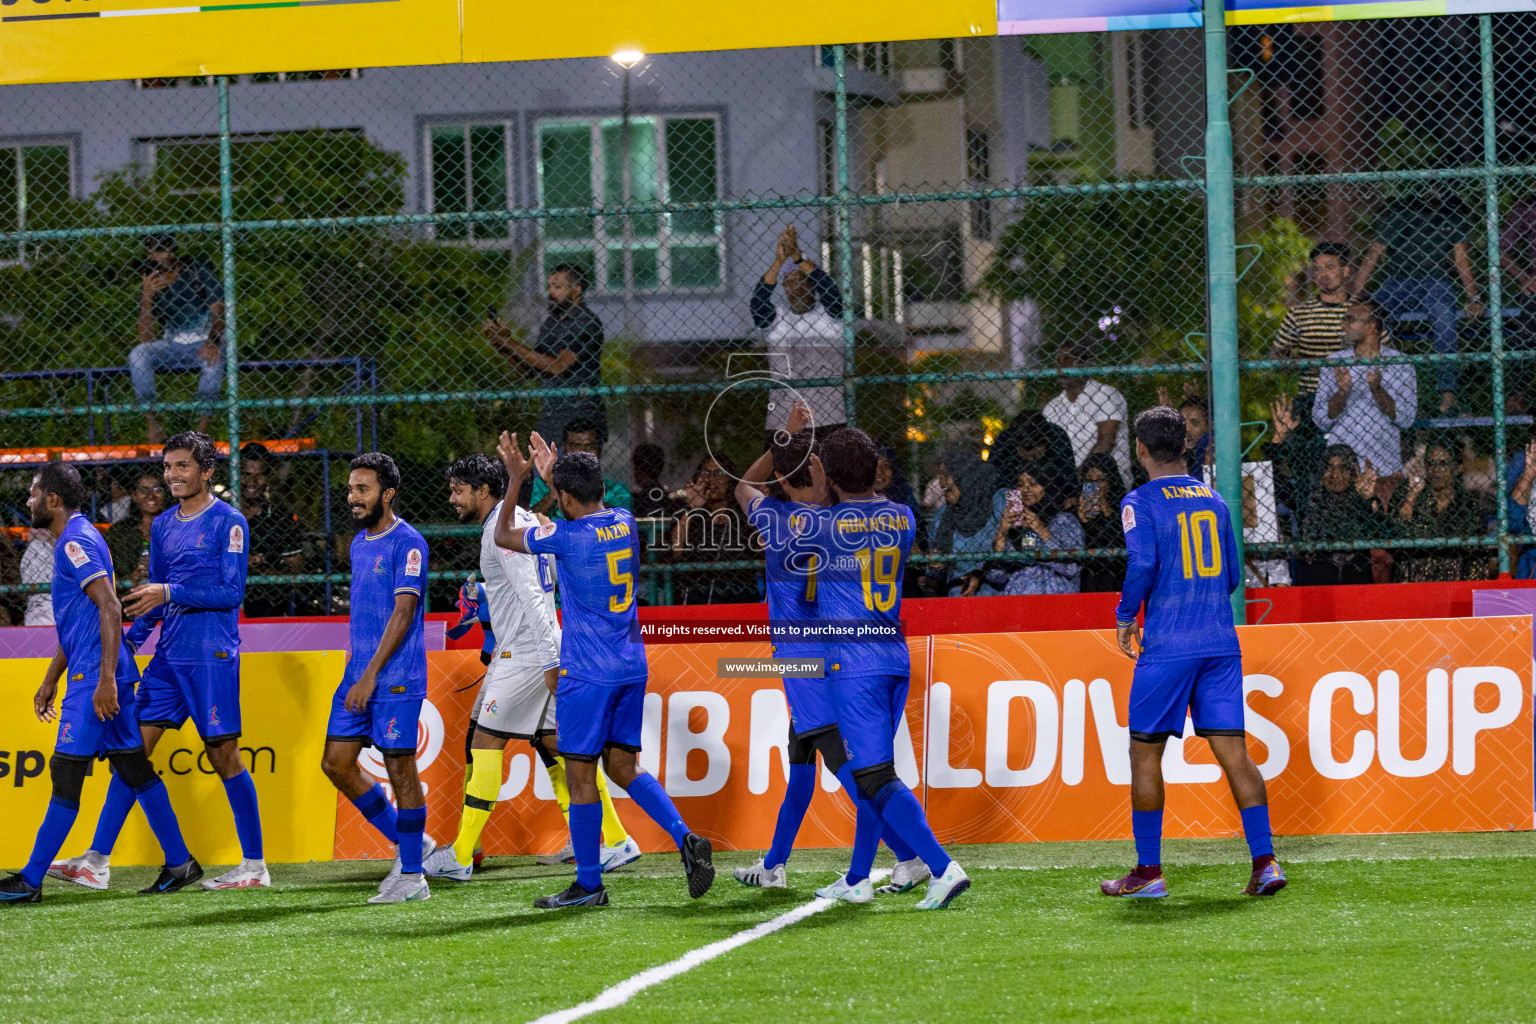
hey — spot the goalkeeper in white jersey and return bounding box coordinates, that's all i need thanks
[425,454,638,879]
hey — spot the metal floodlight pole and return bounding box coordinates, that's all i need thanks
[219,76,242,506]
[1481,15,1511,576]
[834,44,857,429]
[1203,0,1245,620]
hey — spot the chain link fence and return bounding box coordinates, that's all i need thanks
[0,19,1531,620]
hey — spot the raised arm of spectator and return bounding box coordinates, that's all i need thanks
[805,264,843,319]
[1314,362,1344,430]
[1384,360,1418,429]
[1352,241,1387,296]
[1453,242,1484,317]
[485,319,581,376]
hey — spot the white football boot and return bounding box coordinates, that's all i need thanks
[47,851,110,891]
[368,873,430,904]
[914,861,970,910]
[732,857,787,889]
[815,874,874,903]
[201,858,271,890]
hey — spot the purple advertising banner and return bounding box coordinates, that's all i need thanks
[0,620,445,660]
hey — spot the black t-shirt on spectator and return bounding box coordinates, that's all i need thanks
[152,258,221,335]
[243,502,305,618]
[533,304,604,391]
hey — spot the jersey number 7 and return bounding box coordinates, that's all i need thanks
[606,549,635,612]
[1176,510,1223,579]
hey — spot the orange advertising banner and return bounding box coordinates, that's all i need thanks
[927,616,1534,843]
[332,641,929,858]
[332,617,1532,860]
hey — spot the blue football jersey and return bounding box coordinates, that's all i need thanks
[814,496,916,680]
[344,518,429,699]
[125,498,248,661]
[52,514,137,682]
[1114,474,1242,664]
[747,495,825,662]
[524,506,647,686]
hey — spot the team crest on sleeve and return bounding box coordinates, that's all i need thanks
[64,540,90,567]
[228,524,245,553]
[534,522,557,540]
[406,548,422,576]
[1122,503,1137,531]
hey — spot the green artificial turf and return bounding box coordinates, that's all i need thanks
[2,834,1534,1024]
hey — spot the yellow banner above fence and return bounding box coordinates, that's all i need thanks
[0,0,997,86]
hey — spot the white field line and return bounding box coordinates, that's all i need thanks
[525,869,892,1024]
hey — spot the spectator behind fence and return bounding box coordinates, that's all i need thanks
[1498,192,1536,412]
[103,472,134,524]
[1507,431,1536,537]
[532,418,632,518]
[875,444,928,595]
[239,442,306,618]
[989,409,1077,514]
[985,468,1084,596]
[21,524,53,625]
[751,226,846,436]
[1043,340,1132,487]
[1354,186,1483,414]
[129,234,224,444]
[1263,392,1328,518]
[486,263,607,444]
[1294,444,1392,587]
[104,471,164,586]
[670,453,759,605]
[1391,440,1493,582]
[631,442,682,520]
[1159,385,1211,474]
[1274,242,1359,401]
[1076,452,1127,593]
[922,446,999,597]
[1313,300,1416,488]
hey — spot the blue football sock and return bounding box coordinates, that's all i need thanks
[92,773,138,855]
[764,763,816,870]
[570,801,604,891]
[872,780,951,877]
[626,771,691,849]
[22,796,81,889]
[396,806,425,874]
[1132,809,1163,867]
[349,784,399,844]
[133,780,191,868]
[222,770,264,861]
[1240,804,1274,860]
[835,764,878,884]
[881,824,918,864]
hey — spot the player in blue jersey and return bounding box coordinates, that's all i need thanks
[730,409,927,895]
[49,432,266,892]
[1103,406,1285,899]
[1,464,202,903]
[812,428,969,909]
[318,452,435,904]
[496,431,714,909]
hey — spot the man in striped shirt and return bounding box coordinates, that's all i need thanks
[1273,243,1361,400]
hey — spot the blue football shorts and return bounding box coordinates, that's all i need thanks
[1128,654,1246,743]
[135,654,242,741]
[554,677,646,762]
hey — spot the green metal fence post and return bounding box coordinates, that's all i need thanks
[1481,15,1510,576]
[218,76,242,504]
[1203,0,1245,620]
[833,44,857,430]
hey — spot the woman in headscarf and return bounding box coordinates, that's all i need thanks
[1076,452,1127,592]
[921,446,999,596]
[1391,438,1494,582]
[875,444,927,596]
[983,466,1085,595]
[1295,443,1391,586]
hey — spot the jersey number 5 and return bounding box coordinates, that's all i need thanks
[855,545,899,612]
[606,550,635,612]
[1176,510,1223,579]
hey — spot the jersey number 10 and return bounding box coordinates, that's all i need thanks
[1176,511,1223,579]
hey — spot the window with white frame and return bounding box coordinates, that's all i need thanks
[0,140,73,263]
[426,121,512,243]
[535,115,723,292]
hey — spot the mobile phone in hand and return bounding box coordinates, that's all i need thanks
[1004,488,1023,518]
